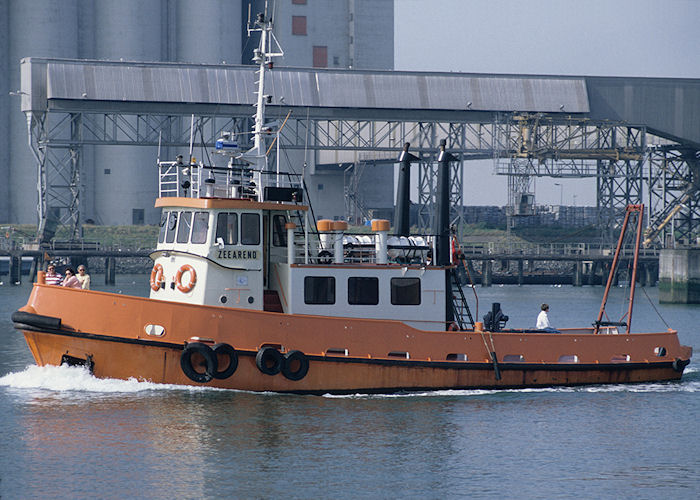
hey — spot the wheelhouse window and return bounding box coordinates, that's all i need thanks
[241,213,260,245]
[158,211,169,243]
[165,211,178,243]
[177,211,192,243]
[272,214,287,247]
[191,212,209,244]
[391,277,421,305]
[348,277,379,305]
[216,213,238,245]
[304,276,335,304]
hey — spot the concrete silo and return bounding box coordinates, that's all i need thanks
[175,0,242,64]
[8,0,79,224]
[0,0,9,222]
[91,0,163,226]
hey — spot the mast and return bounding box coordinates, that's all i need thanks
[243,5,283,201]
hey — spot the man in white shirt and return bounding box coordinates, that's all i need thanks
[536,303,559,333]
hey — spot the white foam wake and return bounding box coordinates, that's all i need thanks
[0,364,210,394]
[323,375,700,398]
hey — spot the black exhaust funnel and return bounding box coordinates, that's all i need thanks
[436,139,456,267]
[396,143,419,236]
[437,139,457,327]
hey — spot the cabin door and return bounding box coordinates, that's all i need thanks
[263,215,269,287]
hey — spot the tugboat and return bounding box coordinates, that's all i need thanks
[12,13,691,394]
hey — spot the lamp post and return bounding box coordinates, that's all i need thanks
[554,183,563,206]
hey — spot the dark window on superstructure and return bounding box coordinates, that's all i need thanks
[241,213,260,245]
[216,212,238,245]
[104,168,111,175]
[165,211,179,243]
[313,46,328,68]
[272,214,288,247]
[304,276,335,304]
[292,0,307,4]
[391,277,421,305]
[191,212,209,244]
[333,56,339,66]
[348,277,379,305]
[177,211,192,243]
[158,211,169,243]
[292,16,307,35]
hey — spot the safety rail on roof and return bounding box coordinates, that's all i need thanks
[158,161,302,201]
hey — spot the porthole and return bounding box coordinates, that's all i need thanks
[611,354,631,362]
[446,353,468,361]
[557,355,579,363]
[325,348,349,356]
[220,295,228,304]
[388,351,410,359]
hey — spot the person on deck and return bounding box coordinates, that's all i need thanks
[76,265,91,290]
[62,268,82,289]
[45,264,63,286]
[536,303,560,333]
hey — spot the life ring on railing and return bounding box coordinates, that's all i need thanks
[150,264,164,292]
[175,264,197,293]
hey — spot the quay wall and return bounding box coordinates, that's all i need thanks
[659,248,700,303]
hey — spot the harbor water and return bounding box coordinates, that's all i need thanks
[1,277,698,498]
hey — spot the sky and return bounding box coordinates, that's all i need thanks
[393,0,700,206]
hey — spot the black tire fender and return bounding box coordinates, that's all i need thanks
[256,346,283,375]
[282,350,309,381]
[672,357,687,373]
[211,343,238,379]
[180,342,217,383]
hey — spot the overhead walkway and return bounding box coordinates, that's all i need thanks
[19,57,700,245]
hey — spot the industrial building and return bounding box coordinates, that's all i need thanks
[3,0,699,253]
[0,0,394,227]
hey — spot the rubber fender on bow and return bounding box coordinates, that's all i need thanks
[211,343,239,379]
[256,346,283,375]
[672,357,688,373]
[180,342,217,383]
[11,311,61,330]
[282,350,309,381]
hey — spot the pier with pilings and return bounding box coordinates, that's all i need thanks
[0,240,661,289]
[0,246,150,286]
[458,242,660,287]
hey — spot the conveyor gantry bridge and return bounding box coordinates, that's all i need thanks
[19,58,700,247]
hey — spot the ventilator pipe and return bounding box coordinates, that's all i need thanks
[332,221,348,264]
[317,219,333,253]
[372,219,391,264]
[286,222,297,264]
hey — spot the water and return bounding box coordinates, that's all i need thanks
[1,277,699,498]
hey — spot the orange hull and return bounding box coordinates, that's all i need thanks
[14,284,692,394]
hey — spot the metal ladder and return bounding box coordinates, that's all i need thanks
[450,268,475,330]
